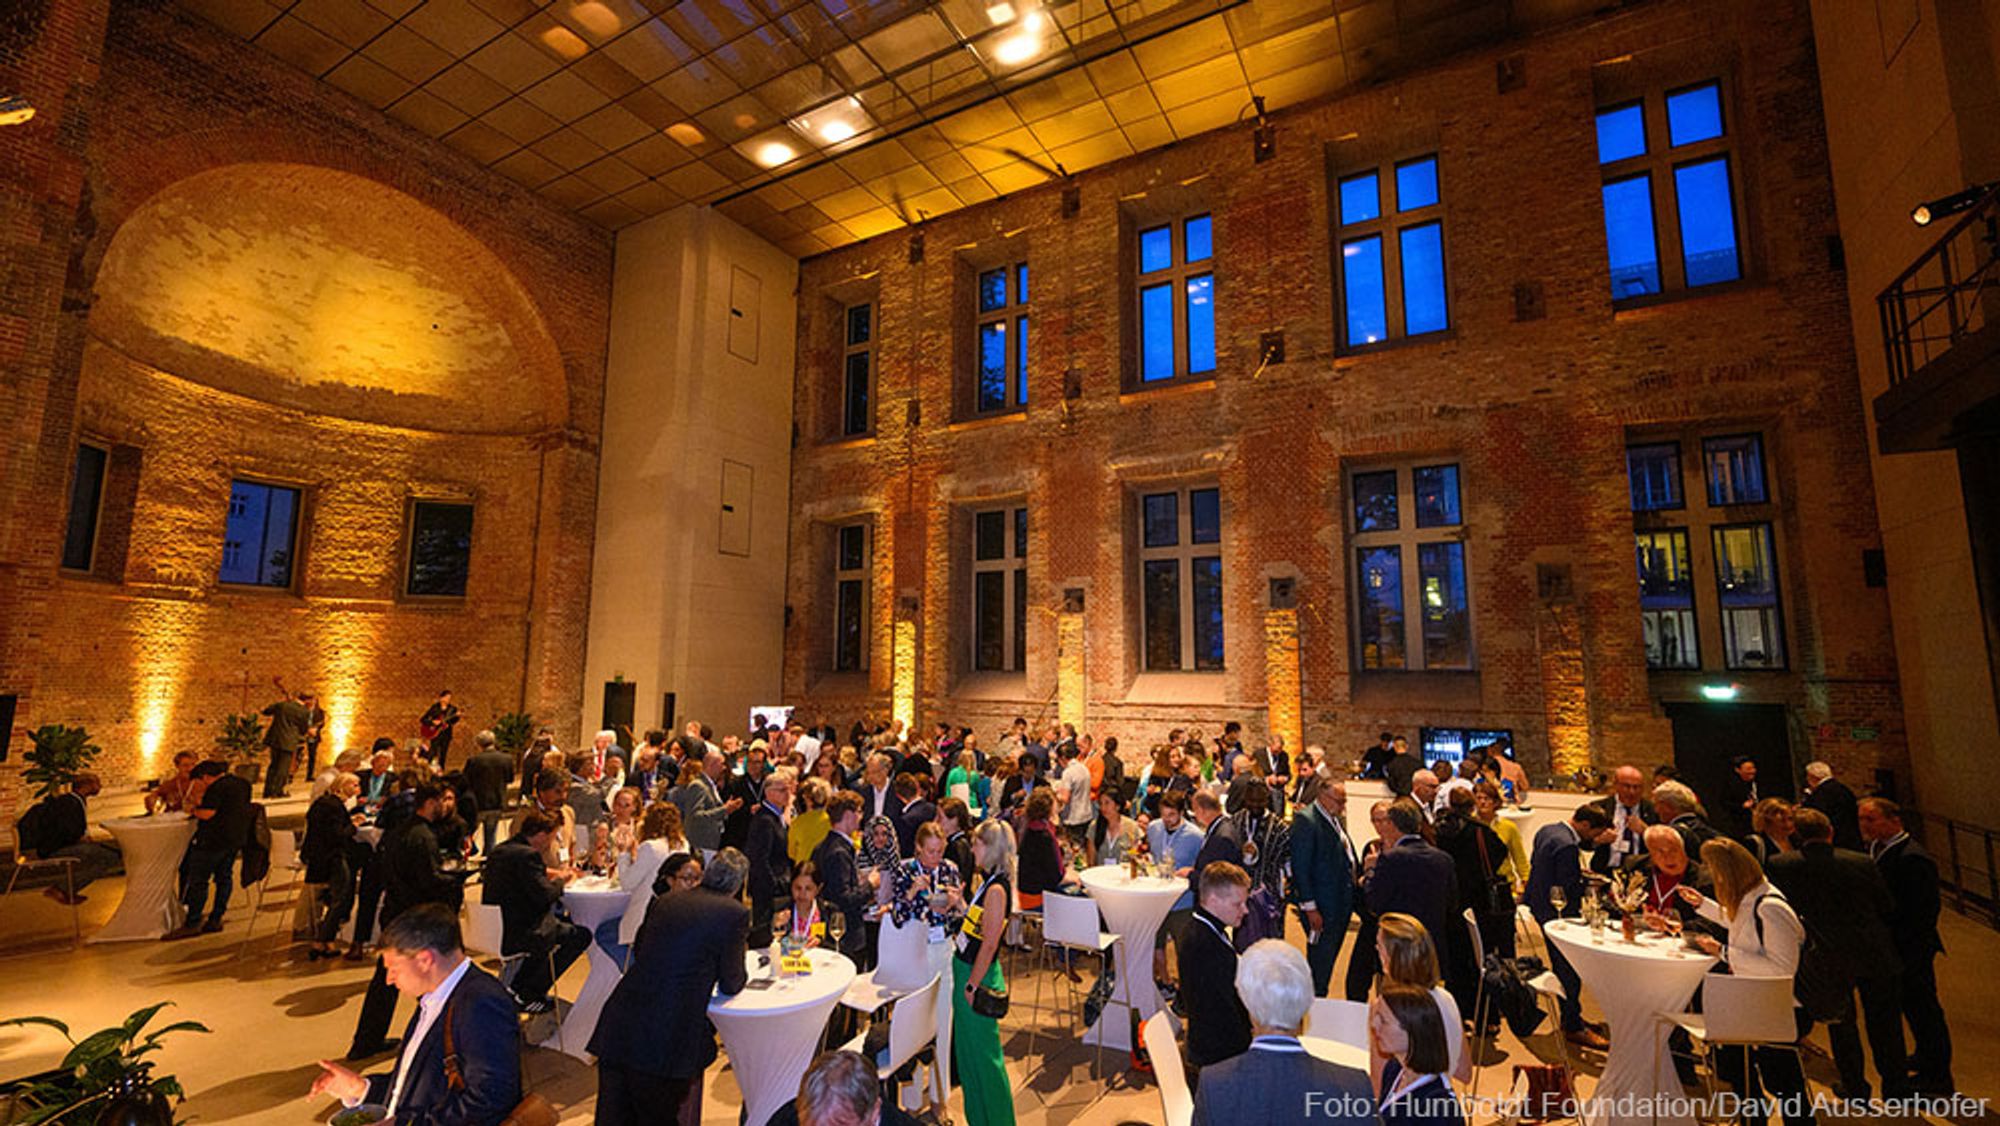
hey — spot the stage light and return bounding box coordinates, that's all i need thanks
[1911,183,1996,226]
[993,31,1042,65]
[569,1,623,38]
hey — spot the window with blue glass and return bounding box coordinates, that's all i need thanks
[219,479,301,588]
[833,522,870,671]
[1702,434,1767,505]
[1635,529,1699,669]
[841,302,873,436]
[1626,443,1685,511]
[1135,214,1215,384]
[1596,80,1742,300]
[1138,485,1224,670]
[1337,155,1448,348]
[972,506,1027,672]
[974,262,1029,414]
[1351,462,1470,670]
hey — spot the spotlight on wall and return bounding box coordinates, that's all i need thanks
[1911,182,1997,226]
[1250,94,1275,163]
[0,94,35,127]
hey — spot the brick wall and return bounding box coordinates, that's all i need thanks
[0,1,612,811]
[781,0,1911,791]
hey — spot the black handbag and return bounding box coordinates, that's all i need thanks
[969,979,1009,1019]
[1473,826,1515,917]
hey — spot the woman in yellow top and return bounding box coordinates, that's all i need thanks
[789,777,832,865]
[953,819,1016,1126]
[1471,781,1528,890]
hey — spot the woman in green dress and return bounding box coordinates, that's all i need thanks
[952,819,1016,1126]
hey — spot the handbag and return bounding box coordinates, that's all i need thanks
[968,978,1010,1019]
[1473,827,1515,918]
[442,999,559,1126]
[1511,1062,1577,1123]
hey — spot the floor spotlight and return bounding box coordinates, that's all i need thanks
[1911,182,1996,226]
[0,94,34,127]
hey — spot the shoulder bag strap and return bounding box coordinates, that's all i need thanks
[441,999,465,1093]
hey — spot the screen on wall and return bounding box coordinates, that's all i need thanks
[1418,727,1515,764]
[750,705,794,733]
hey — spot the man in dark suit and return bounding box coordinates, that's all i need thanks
[484,813,589,1012]
[1526,804,1615,1051]
[1802,761,1863,850]
[17,771,120,902]
[745,772,795,947]
[356,744,398,805]
[1364,799,1457,958]
[724,740,770,850]
[1289,772,1357,997]
[590,848,752,1125]
[1718,755,1761,841]
[1359,731,1397,780]
[166,761,253,938]
[770,1049,925,1126]
[1181,862,1253,1079]
[892,773,937,858]
[1651,779,1721,857]
[1191,938,1374,1126]
[260,685,314,798]
[462,731,515,854]
[311,904,521,1126]
[1767,808,1910,1101]
[859,753,902,823]
[1587,764,1653,875]
[350,783,465,1059]
[1382,736,1423,797]
[811,792,875,964]
[1859,798,1952,1094]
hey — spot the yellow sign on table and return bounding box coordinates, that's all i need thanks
[780,953,814,974]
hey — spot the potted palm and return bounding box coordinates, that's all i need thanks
[212,714,264,784]
[21,725,102,801]
[0,1003,207,1125]
[491,711,535,759]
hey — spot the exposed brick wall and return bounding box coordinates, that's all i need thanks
[782,0,1910,791]
[0,1,612,812]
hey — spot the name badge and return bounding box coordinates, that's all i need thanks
[928,924,947,944]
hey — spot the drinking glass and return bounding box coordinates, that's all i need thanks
[1549,886,1568,917]
[827,914,847,948]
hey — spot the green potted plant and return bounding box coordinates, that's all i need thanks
[491,711,535,759]
[0,1003,207,1125]
[20,725,101,801]
[212,714,263,784]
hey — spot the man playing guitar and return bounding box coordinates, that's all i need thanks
[418,689,461,769]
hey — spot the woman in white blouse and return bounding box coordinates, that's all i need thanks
[596,803,690,966]
[1676,838,1813,1126]
[1375,913,1471,1084]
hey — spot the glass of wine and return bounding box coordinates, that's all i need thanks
[1549,886,1569,918]
[827,913,847,948]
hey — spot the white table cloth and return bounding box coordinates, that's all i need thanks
[1078,865,1187,1052]
[89,816,196,943]
[1544,919,1716,1126]
[710,947,857,1126]
[540,878,630,1060]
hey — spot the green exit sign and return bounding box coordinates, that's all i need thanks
[1850,726,1878,742]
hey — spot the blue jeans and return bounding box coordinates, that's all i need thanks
[179,847,236,926]
[593,915,628,967]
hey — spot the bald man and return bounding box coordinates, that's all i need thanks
[1587,764,1653,875]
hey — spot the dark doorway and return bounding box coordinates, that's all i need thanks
[660,692,676,731]
[1664,702,1794,824]
[602,681,636,734]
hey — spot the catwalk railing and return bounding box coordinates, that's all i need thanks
[1878,185,2000,385]
[1917,812,2000,930]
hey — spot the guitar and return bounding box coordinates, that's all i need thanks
[419,706,459,741]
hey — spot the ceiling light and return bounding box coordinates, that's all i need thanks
[667,122,705,146]
[0,94,33,127]
[754,140,798,167]
[1021,10,1045,32]
[539,25,589,59]
[992,32,1042,65]
[790,98,874,147]
[569,0,623,38]
[986,2,1016,24]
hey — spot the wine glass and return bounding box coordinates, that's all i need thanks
[1549,886,1569,918]
[827,913,848,949]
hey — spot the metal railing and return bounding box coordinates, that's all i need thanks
[1915,812,2000,929]
[1878,185,2000,384]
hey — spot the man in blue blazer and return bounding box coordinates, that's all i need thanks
[312,904,522,1126]
[1526,804,1614,1050]
[1289,771,1358,996]
[1364,799,1458,955]
[1192,939,1374,1126]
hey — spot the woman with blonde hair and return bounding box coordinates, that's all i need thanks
[1676,838,1813,1126]
[1747,798,1797,866]
[790,776,833,864]
[599,802,689,965]
[1374,912,1469,1082]
[953,819,1016,1126]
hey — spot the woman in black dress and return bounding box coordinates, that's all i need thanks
[1371,983,1467,1126]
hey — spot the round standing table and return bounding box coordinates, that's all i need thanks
[541,878,630,1061]
[1078,865,1187,1052]
[89,816,197,943]
[1544,919,1716,1126]
[710,947,857,1126]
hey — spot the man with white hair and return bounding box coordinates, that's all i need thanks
[1408,770,1440,826]
[1650,779,1720,856]
[1801,760,1863,850]
[1191,939,1373,1126]
[584,730,617,782]
[746,770,796,946]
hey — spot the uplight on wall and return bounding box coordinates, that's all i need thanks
[0,94,34,127]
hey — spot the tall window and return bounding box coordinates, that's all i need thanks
[972,506,1027,671]
[975,264,1029,414]
[841,303,873,437]
[1136,214,1215,384]
[406,500,474,597]
[1337,155,1449,348]
[61,443,108,572]
[1596,80,1742,301]
[1138,486,1223,670]
[1351,463,1471,670]
[833,523,869,671]
[1626,430,1785,671]
[219,479,300,588]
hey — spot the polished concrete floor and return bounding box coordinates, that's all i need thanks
[1,876,1993,1125]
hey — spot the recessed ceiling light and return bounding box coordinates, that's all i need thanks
[539,25,589,59]
[789,98,874,147]
[754,140,797,167]
[986,2,1016,24]
[1021,10,1045,32]
[734,112,758,129]
[992,32,1041,65]
[667,122,705,146]
[569,1,622,38]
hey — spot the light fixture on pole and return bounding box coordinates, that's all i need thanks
[1911,182,1998,226]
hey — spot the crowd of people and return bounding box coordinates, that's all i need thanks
[11,698,1962,1126]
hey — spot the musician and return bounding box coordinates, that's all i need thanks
[419,690,462,770]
